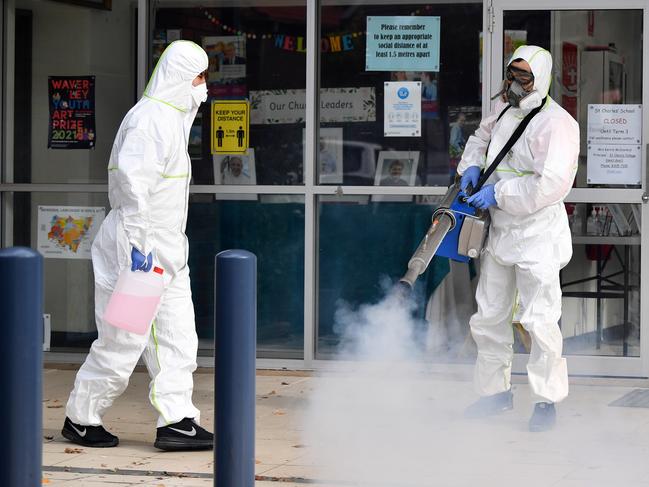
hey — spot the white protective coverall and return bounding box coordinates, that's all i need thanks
[457,46,579,404]
[66,41,208,427]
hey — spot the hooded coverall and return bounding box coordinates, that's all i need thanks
[66,41,208,427]
[457,45,580,404]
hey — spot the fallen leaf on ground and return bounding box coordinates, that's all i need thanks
[43,435,54,440]
[272,409,286,416]
[101,464,108,467]
[281,382,290,385]
[42,479,50,484]
[269,390,276,395]
[255,459,262,464]
[64,448,83,454]
[292,444,306,448]
[46,405,64,409]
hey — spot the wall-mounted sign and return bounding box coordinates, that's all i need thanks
[48,76,96,149]
[366,16,440,72]
[249,88,376,125]
[384,81,421,137]
[37,206,105,260]
[587,104,642,185]
[211,100,250,154]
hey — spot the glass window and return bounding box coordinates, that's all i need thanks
[152,3,307,186]
[12,192,110,350]
[318,3,484,186]
[316,196,476,358]
[503,10,643,189]
[187,195,305,359]
[13,1,136,184]
[561,203,640,357]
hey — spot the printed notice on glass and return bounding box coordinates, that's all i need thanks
[37,206,105,260]
[587,104,642,185]
[384,82,421,137]
[366,16,440,72]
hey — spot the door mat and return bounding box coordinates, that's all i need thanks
[609,389,649,408]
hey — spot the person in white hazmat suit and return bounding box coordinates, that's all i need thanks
[62,41,213,451]
[458,45,579,432]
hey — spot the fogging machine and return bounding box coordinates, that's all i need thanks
[400,98,546,288]
[400,182,489,287]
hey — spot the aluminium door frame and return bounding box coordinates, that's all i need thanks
[489,0,649,378]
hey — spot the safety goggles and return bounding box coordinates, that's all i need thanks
[506,65,534,87]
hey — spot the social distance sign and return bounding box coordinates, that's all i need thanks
[48,76,96,149]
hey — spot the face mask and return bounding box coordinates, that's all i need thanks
[506,81,542,109]
[191,83,208,107]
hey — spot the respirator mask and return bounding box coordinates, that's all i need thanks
[191,82,208,107]
[491,65,542,110]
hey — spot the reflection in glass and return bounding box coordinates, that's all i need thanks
[186,196,304,358]
[561,203,641,357]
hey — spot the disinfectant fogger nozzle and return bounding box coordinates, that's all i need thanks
[399,211,454,288]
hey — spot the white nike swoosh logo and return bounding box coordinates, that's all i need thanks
[70,423,87,437]
[169,426,197,437]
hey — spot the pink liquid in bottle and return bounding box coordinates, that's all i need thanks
[104,266,165,335]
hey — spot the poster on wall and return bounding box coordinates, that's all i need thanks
[203,35,247,98]
[366,16,440,72]
[384,81,421,137]
[37,206,105,260]
[390,72,438,119]
[587,104,642,185]
[48,76,95,149]
[250,87,376,124]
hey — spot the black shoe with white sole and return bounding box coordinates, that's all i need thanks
[61,417,119,448]
[154,418,213,451]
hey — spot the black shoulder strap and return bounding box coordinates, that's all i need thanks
[474,98,546,193]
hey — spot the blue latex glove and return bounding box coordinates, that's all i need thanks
[460,166,481,192]
[467,184,497,210]
[131,247,153,272]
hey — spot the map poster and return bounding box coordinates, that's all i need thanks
[48,76,96,149]
[37,206,105,259]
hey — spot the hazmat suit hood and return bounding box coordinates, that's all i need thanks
[143,40,208,113]
[508,45,552,99]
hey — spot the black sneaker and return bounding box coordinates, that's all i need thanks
[529,402,556,432]
[61,417,119,448]
[464,389,514,418]
[154,418,213,451]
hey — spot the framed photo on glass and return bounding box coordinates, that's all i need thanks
[372,151,419,202]
[213,149,257,201]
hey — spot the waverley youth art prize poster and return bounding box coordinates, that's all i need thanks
[48,76,96,149]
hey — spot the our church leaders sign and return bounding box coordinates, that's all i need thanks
[365,16,440,72]
[249,87,376,125]
[48,76,96,149]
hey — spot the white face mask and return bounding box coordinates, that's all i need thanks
[191,82,208,107]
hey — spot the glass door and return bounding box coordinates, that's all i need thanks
[489,0,649,377]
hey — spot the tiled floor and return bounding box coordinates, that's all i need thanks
[41,366,649,486]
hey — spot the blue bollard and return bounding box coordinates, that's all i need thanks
[0,247,43,486]
[214,250,257,487]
